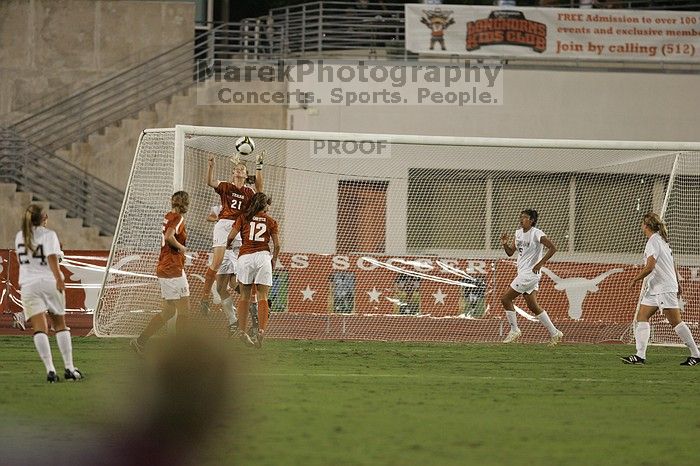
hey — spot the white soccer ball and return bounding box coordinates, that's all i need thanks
[235,136,255,155]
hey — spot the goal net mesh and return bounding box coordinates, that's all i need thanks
[95,128,699,345]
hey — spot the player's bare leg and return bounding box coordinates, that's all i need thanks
[501,287,521,343]
[200,246,225,315]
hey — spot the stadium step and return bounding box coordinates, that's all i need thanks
[0,182,112,250]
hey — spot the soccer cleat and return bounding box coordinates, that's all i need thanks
[12,312,26,331]
[620,355,645,365]
[680,356,700,366]
[64,368,83,381]
[238,331,255,347]
[130,338,145,357]
[47,371,60,383]
[254,330,265,349]
[548,330,564,347]
[503,329,522,343]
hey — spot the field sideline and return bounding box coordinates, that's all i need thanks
[0,336,698,465]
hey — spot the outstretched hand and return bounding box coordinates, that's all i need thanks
[500,232,510,246]
[256,150,266,169]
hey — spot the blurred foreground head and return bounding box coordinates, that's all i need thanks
[4,322,241,466]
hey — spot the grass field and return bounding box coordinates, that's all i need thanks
[1,335,698,466]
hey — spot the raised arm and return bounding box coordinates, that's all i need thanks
[207,157,219,189]
[500,233,516,257]
[533,236,556,274]
[254,150,265,192]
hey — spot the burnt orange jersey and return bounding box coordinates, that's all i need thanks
[156,211,186,278]
[215,182,255,220]
[235,212,279,257]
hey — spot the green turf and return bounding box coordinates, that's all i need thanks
[0,336,698,465]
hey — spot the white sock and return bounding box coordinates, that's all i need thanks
[635,322,651,359]
[55,329,75,371]
[505,311,519,331]
[33,332,56,373]
[674,322,700,358]
[222,297,237,325]
[536,311,558,336]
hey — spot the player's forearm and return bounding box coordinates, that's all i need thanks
[540,246,556,265]
[206,165,217,188]
[48,255,63,282]
[632,265,654,283]
[255,169,264,192]
[503,244,515,257]
[165,235,185,252]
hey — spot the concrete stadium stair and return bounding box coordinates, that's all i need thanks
[0,182,112,250]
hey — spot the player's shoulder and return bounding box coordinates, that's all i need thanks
[35,226,58,238]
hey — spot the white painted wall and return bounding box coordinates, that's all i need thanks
[287,68,700,141]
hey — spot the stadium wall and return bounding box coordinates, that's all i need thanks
[0,0,195,121]
[286,68,699,142]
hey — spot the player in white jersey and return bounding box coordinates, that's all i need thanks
[500,209,563,345]
[622,212,700,366]
[15,204,82,383]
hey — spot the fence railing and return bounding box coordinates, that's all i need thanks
[3,1,699,236]
[0,128,123,236]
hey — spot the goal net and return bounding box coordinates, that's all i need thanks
[95,126,700,345]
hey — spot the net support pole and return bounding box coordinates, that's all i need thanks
[174,125,186,191]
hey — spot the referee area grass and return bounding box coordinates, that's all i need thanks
[0,336,698,466]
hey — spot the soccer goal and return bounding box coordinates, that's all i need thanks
[95,126,700,346]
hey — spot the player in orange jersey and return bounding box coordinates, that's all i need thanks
[227,192,280,347]
[200,152,264,318]
[131,191,190,355]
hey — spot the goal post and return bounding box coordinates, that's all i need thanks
[95,126,700,345]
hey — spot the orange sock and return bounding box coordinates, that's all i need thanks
[258,299,269,331]
[237,298,250,331]
[202,268,217,300]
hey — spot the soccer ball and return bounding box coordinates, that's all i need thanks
[235,136,255,155]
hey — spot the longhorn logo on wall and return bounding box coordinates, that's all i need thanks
[420,8,455,51]
[466,10,547,53]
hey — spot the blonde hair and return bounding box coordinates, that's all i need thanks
[643,212,669,243]
[22,204,44,252]
[171,191,189,213]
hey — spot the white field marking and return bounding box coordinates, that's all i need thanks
[242,372,691,385]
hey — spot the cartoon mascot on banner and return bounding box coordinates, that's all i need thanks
[420,9,455,51]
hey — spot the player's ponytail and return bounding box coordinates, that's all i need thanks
[22,204,44,252]
[245,192,271,221]
[643,212,669,243]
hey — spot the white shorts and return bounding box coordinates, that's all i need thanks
[236,251,273,286]
[212,219,235,248]
[510,273,540,295]
[640,291,680,310]
[217,248,239,276]
[158,273,190,300]
[21,279,66,320]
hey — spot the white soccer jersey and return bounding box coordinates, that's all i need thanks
[211,205,242,248]
[515,227,545,276]
[15,226,62,287]
[644,232,678,295]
